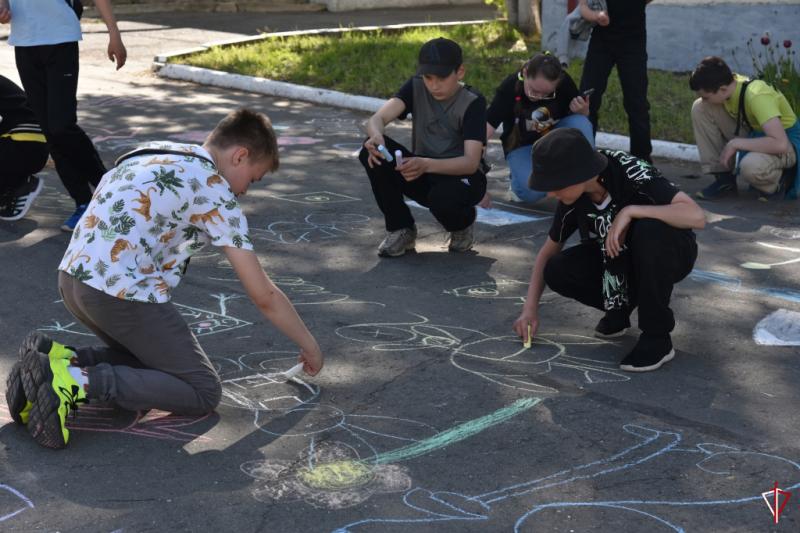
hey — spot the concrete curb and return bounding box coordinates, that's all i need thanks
[154,23,700,164]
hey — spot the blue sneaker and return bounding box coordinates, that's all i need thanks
[61,203,88,232]
[696,174,737,200]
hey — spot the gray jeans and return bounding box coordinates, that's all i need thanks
[58,271,221,415]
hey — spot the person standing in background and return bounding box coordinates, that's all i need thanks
[578,0,653,162]
[0,0,127,231]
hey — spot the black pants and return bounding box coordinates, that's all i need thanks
[544,219,697,336]
[15,43,106,206]
[580,36,652,160]
[359,136,487,232]
[0,138,49,194]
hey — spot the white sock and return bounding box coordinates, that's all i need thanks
[67,366,89,391]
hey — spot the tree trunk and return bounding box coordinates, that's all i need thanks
[506,0,519,29]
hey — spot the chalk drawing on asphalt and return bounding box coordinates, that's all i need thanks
[66,408,213,442]
[267,191,361,205]
[250,213,373,245]
[741,242,800,270]
[332,424,800,532]
[240,398,539,509]
[689,269,800,305]
[0,484,34,523]
[336,313,628,394]
[444,279,559,306]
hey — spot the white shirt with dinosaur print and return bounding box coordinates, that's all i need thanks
[58,142,253,303]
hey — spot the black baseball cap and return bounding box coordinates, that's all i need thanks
[528,128,608,192]
[417,37,463,77]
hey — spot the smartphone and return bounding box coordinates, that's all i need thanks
[582,88,595,98]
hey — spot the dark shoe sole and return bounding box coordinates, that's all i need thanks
[20,331,53,359]
[594,327,629,339]
[21,350,68,449]
[5,362,28,425]
[619,349,675,373]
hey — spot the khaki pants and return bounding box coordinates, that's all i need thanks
[691,98,796,193]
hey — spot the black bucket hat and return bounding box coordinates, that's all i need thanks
[528,128,608,192]
[417,37,463,77]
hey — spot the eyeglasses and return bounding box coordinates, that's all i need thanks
[524,83,556,101]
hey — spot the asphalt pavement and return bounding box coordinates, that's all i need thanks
[1,6,799,532]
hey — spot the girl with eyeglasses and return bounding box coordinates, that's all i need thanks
[486,53,594,204]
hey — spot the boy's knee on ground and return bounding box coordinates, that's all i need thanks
[194,377,222,414]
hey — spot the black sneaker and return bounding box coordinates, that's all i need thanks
[5,361,32,425]
[0,175,43,221]
[619,334,675,372]
[594,310,631,339]
[21,349,87,449]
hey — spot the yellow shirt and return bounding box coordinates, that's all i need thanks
[724,74,797,131]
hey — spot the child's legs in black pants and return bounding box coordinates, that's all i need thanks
[544,219,697,336]
[15,43,106,206]
[359,136,486,232]
[0,138,49,194]
[58,272,222,415]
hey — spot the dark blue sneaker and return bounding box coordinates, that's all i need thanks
[696,174,737,200]
[61,203,88,232]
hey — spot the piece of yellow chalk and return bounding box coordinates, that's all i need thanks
[523,324,532,349]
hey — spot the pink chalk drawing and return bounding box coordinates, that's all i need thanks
[66,406,212,442]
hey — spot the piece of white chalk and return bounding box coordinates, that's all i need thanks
[377,144,394,162]
[275,362,305,383]
[395,150,403,166]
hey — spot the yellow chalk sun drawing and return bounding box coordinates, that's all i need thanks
[297,460,375,491]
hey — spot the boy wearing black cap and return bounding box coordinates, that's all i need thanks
[513,128,705,372]
[359,37,487,257]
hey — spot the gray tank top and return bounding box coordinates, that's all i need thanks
[411,76,479,159]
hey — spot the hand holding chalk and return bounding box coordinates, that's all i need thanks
[395,150,403,167]
[523,324,532,349]
[274,362,305,383]
[377,144,394,162]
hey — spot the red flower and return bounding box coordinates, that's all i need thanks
[761,34,771,46]
[784,40,792,49]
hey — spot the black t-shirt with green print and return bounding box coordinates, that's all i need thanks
[548,150,681,310]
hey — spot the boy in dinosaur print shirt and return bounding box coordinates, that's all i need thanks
[6,109,324,449]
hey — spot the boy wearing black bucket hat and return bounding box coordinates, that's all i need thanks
[359,37,487,257]
[513,128,705,372]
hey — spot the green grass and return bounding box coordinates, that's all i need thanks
[179,22,696,144]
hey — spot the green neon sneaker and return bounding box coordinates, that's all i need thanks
[5,361,32,425]
[5,332,78,426]
[22,349,87,449]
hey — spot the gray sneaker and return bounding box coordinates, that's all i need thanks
[448,223,474,252]
[378,225,417,257]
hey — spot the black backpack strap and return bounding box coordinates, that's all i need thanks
[734,80,752,137]
[115,148,217,169]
